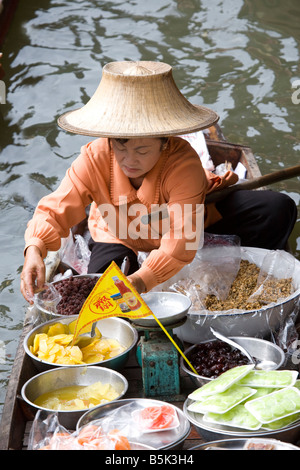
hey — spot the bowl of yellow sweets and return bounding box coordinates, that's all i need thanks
[21,365,128,429]
[24,315,138,372]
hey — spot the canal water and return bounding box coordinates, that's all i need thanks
[0,0,299,412]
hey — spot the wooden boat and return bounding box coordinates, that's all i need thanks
[0,0,19,45]
[0,0,19,81]
[0,125,263,450]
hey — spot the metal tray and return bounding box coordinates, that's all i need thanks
[77,398,191,450]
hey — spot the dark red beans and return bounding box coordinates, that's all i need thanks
[188,340,249,379]
[42,276,98,315]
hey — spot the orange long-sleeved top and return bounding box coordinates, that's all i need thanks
[25,137,237,291]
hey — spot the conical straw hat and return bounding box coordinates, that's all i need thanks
[57,61,219,138]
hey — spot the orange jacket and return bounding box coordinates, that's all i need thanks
[25,137,237,291]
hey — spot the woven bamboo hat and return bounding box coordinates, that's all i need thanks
[57,61,219,138]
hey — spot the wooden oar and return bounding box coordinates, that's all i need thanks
[205,163,300,204]
[141,164,300,224]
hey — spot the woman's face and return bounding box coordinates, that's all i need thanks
[111,138,166,180]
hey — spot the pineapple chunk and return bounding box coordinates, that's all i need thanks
[47,322,69,336]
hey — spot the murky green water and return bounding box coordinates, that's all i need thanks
[0,0,299,412]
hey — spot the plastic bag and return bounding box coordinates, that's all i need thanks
[28,410,131,450]
[27,411,74,450]
[248,250,295,305]
[28,402,181,450]
[34,282,61,314]
[60,231,91,275]
[179,131,215,171]
[159,233,241,304]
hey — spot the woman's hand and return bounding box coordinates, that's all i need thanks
[21,246,46,303]
[127,272,146,294]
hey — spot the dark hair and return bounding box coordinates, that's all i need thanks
[112,137,169,149]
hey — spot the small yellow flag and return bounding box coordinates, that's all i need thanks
[71,261,198,375]
[71,261,152,342]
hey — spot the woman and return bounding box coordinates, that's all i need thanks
[21,61,297,302]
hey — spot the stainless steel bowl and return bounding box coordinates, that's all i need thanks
[184,398,300,444]
[133,292,191,327]
[181,336,285,388]
[21,366,128,429]
[175,247,300,343]
[189,438,300,450]
[129,442,156,450]
[24,315,138,372]
[77,398,191,450]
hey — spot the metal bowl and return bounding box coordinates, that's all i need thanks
[181,336,285,388]
[21,366,128,429]
[183,398,300,444]
[35,274,101,320]
[189,437,300,450]
[77,398,191,450]
[24,315,138,372]
[174,247,300,343]
[129,442,156,450]
[133,292,191,327]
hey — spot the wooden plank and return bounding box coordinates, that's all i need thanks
[241,146,262,180]
[0,0,20,48]
[0,314,35,450]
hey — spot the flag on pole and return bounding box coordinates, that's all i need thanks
[71,261,198,375]
[71,261,152,342]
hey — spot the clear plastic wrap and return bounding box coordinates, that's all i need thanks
[34,283,61,314]
[153,233,242,304]
[179,131,215,171]
[60,232,91,275]
[28,402,181,450]
[169,246,300,361]
[248,250,295,305]
[178,233,241,302]
[28,410,131,450]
